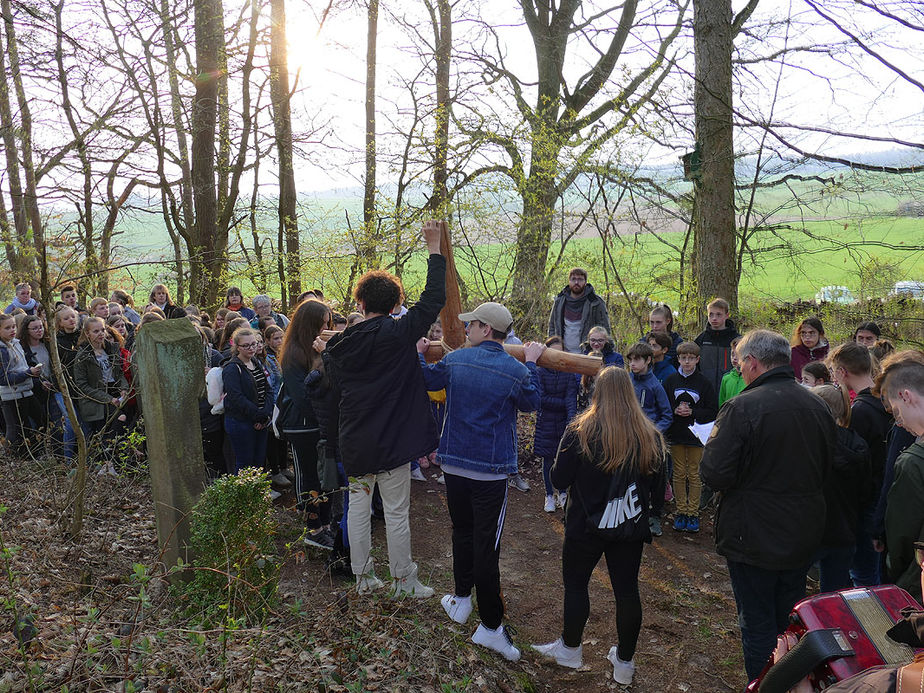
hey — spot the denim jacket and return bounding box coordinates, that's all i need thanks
[419,340,541,474]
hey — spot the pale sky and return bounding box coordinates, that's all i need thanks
[283,0,923,193]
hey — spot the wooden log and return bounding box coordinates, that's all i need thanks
[319,330,602,375]
[437,220,466,349]
[134,319,207,582]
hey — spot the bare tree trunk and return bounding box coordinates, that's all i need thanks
[2,0,45,257]
[429,0,451,216]
[160,0,195,304]
[360,0,379,269]
[693,0,738,312]
[54,1,102,296]
[190,0,223,307]
[270,0,300,308]
[0,21,31,276]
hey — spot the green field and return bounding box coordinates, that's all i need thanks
[99,188,923,307]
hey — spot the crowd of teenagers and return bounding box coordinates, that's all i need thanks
[2,238,923,689]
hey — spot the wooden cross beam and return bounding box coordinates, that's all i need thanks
[320,221,604,377]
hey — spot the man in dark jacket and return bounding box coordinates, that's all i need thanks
[700,329,834,684]
[548,268,610,354]
[693,297,741,396]
[323,220,444,598]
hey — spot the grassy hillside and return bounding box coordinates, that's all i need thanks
[98,184,923,307]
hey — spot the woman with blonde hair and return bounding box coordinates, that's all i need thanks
[222,326,273,472]
[533,366,665,686]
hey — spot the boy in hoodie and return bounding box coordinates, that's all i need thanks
[647,331,677,383]
[718,336,746,407]
[662,342,717,533]
[829,341,893,587]
[626,342,672,434]
[878,356,924,603]
[694,298,741,396]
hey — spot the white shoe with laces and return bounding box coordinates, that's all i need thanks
[410,467,427,482]
[472,622,520,661]
[532,637,583,669]
[607,645,636,685]
[556,491,567,509]
[441,594,473,623]
[544,495,556,513]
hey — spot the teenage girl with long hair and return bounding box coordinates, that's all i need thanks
[73,316,129,456]
[278,300,335,551]
[0,313,44,453]
[533,366,665,686]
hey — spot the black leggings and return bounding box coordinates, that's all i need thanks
[2,395,45,451]
[286,429,329,529]
[561,535,644,661]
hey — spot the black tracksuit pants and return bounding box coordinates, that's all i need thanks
[444,472,508,629]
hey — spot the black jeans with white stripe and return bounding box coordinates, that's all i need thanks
[444,473,508,629]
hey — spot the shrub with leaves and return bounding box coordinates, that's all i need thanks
[184,469,279,623]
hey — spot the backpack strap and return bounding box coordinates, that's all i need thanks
[898,653,924,693]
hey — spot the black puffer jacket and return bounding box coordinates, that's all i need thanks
[701,365,835,571]
[694,319,741,395]
[325,254,446,476]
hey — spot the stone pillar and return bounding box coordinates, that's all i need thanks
[134,318,207,581]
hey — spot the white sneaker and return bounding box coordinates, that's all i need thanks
[410,467,427,482]
[544,495,556,513]
[532,637,583,669]
[607,645,635,685]
[356,573,385,594]
[472,623,520,661]
[391,566,434,598]
[437,473,446,485]
[557,491,567,509]
[441,594,473,624]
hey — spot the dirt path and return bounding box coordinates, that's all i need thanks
[295,458,749,692]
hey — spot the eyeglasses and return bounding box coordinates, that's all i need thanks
[28,325,44,331]
[238,342,258,350]
[800,330,819,337]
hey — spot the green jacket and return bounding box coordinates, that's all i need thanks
[718,367,746,408]
[885,440,924,603]
[72,343,128,423]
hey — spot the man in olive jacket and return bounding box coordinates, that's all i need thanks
[700,329,834,684]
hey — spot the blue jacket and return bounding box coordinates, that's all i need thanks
[533,366,577,459]
[580,338,624,368]
[420,340,540,474]
[222,357,274,424]
[651,359,677,383]
[630,369,672,433]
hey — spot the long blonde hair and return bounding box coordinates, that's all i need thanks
[811,383,851,427]
[571,366,665,475]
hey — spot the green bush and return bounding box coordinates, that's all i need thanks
[183,469,279,623]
